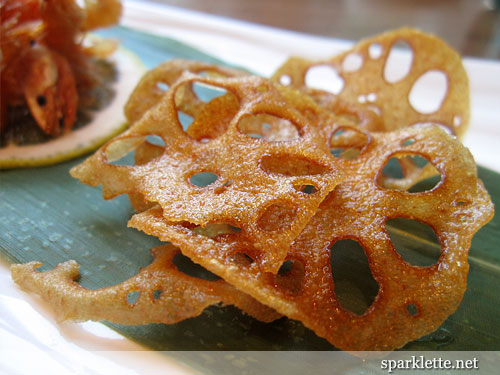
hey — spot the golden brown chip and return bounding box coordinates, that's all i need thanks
[128,141,164,213]
[11,244,281,324]
[129,124,494,351]
[71,73,344,272]
[271,27,469,138]
[124,59,246,125]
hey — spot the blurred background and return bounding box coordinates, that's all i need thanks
[151,0,500,59]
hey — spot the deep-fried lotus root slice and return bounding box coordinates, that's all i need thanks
[272,27,469,138]
[129,124,494,351]
[128,141,164,213]
[125,59,362,210]
[71,74,343,272]
[124,59,247,125]
[127,111,325,212]
[11,244,281,324]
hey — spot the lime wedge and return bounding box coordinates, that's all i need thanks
[0,46,146,169]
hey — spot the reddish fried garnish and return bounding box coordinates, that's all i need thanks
[0,0,122,136]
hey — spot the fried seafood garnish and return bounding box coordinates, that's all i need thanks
[128,124,494,351]
[11,244,281,324]
[70,71,345,273]
[0,0,122,136]
[272,28,469,138]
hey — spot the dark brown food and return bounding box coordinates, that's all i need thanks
[0,0,122,136]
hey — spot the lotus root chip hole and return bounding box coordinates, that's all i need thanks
[177,111,194,131]
[247,133,262,139]
[189,172,219,187]
[274,259,305,295]
[401,137,416,146]
[366,93,377,102]
[156,81,169,92]
[407,174,442,193]
[294,184,318,194]
[453,199,469,207]
[280,74,292,85]
[278,259,293,275]
[384,40,413,83]
[330,239,379,316]
[145,135,165,147]
[378,153,441,192]
[342,53,363,72]
[108,149,135,166]
[258,202,297,232]
[380,156,405,179]
[153,289,163,300]
[369,42,383,59]
[406,303,419,316]
[126,291,140,305]
[175,81,239,139]
[260,154,329,176]
[409,70,448,114]
[173,252,221,281]
[134,142,164,168]
[386,218,441,267]
[191,223,242,238]
[238,114,300,141]
[105,137,145,166]
[329,127,368,160]
[305,65,344,94]
[330,148,362,160]
[192,81,228,102]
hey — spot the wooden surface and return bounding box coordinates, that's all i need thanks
[151,0,500,59]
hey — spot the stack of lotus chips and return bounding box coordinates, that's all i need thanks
[12,28,494,351]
